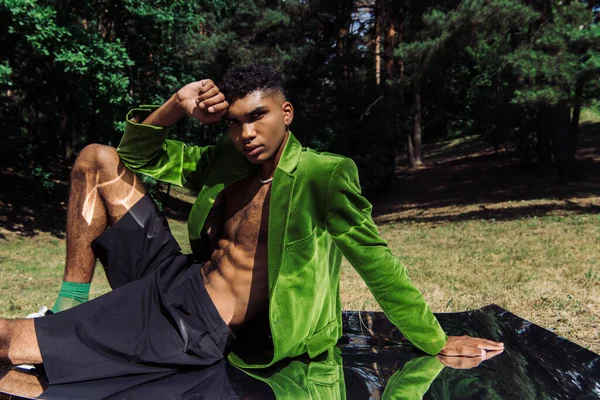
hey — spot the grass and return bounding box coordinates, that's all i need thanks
[0,220,192,317]
[340,214,600,353]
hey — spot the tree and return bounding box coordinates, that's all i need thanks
[396,0,600,181]
[509,0,600,181]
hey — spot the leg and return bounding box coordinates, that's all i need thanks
[36,260,231,384]
[0,319,41,365]
[0,369,46,398]
[54,144,146,312]
[64,144,146,283]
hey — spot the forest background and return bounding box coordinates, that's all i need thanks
[1,0,600,352]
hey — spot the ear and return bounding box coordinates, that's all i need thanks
[282,101,294,129]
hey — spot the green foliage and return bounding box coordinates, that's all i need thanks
[1,0,599,191]
[0,61,11,85]
[31,166,56,195]
[509,1,600,107]
[396,0,600,164]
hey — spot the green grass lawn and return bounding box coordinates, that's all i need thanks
[0,218,192,318]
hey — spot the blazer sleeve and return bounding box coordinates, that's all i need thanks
[382,357,445,400]
[116,105,215,190]
[324,157,448,355]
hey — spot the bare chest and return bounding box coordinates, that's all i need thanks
[221,175,271,245]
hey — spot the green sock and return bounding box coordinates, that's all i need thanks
[52,281,91,313]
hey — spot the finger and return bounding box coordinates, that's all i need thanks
[191,107,228,123]
[483,349,503,360]
[441,345,485,357]
[199,79,214,90]
[197,87,219,104]
[437,355,482,370]
[202,93,226,108]
[207,100,229,114]
[474,339,504,350]
[189,80,214,96]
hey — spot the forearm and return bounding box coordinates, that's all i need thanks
[140,94,186,127]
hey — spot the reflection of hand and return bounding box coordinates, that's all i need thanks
[175,79,229,124]
[438,335,504,357]
[436,348,503,369]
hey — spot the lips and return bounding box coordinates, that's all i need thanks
[244,144,264,156]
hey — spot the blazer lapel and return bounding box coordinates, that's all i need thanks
[267,132,302,294]
[188,141,253,243]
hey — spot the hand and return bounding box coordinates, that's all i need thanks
[436,348,503,369]
[175,79,229,124]
[436,335,504,369]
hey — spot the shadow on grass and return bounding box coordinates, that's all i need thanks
[372,123,600,224]
[375,200,600,225]
[0,170,68,238]
[0,172,193,238]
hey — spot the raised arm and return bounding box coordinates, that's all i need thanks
[117,80,229,190]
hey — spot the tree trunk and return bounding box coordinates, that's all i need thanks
[571,77,584,149]
[412,83,423,166]
[374,1,381,86]
[549,102,577,183]
[537,107,553,169]
[87,99,99,145]
[62,93,75,163]
[382,5,395,85]
[63,111,74,163]
[336,0,352,89]
[406,133,416,169]
[380,0,397,141]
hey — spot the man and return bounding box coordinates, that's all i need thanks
[0,65,503,384]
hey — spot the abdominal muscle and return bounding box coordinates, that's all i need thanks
[200,176,271,329]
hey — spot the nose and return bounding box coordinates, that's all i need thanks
[241,123,256,143]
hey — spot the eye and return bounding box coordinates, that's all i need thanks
[225,120,239,127]
[250,112,265,122]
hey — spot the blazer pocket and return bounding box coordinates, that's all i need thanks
[305,320,338,358]
[307,361,342,400]
[285,227,317,253]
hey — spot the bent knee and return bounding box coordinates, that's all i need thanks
[73,144,120,177]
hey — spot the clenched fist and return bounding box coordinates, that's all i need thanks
[175,79,229,124]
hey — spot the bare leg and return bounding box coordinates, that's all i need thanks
[51,144,148,312]
[0,368,46,398]
[62,144,146,284]
[0,319,41,366]
[0,147,147,366]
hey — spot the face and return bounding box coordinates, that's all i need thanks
[223,91,293,164]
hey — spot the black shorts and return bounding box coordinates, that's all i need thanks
[34,194,235,384]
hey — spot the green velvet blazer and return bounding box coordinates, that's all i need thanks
[244,347,445,399]
[117,105,448,369]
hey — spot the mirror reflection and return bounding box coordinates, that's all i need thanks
[2,305,599,399]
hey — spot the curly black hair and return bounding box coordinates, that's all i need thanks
[219,65,285,104]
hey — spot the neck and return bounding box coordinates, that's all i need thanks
[259,132,289,180]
